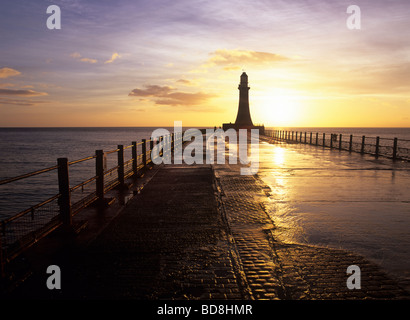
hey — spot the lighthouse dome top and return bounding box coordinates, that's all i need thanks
[240,72,248,84]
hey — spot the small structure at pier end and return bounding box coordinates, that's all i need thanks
[222,72,265,134]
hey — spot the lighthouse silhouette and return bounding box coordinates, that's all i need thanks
[222,72,264,133]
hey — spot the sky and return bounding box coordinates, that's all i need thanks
[0,0,409,128]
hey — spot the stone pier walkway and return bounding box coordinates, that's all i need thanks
[3,137,410,300]
[214,161,409,299]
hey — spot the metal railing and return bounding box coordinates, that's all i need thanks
[0,131,185,277]
[265,129,410,161]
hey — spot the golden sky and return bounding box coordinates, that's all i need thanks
[1,0,409,128]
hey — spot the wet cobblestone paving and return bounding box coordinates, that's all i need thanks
[213,162,410,300]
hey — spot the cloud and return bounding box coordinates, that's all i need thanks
[205,49,290,70]
[105,52,121,64]
[70,52,98,64]
[176,79,198,86]
[0,83,15,88]
[155,92,214,106]
[310,62,410,96]
[129,85,174,97]
[0,67,21,79]
[0,88,48,97]
[0,98,49,106]
[128,84,215,106]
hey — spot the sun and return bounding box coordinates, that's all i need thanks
[258,90,302,127]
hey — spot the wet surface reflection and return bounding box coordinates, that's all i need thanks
[256,140,410,286]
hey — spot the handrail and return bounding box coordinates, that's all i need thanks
[265,129,410,161]
[105,148,120,155]
[68,155,96,165]
[70,175,98,192]
[0,131,189,278]
[1,193,61,225]
[0,165,58,186]
[104,165,119,175]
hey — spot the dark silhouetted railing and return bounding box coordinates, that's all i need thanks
[0,132,185,277]
[265,129,410,161]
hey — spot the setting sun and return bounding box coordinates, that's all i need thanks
[254,89,303,127]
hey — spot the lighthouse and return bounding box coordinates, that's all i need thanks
[222,72,264,133]
[234,72,253,127]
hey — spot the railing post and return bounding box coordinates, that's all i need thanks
[150,139,154,164]
[349,135,353,152]
[118,145,124,187]
[323,133,326,147]
[0,223,4,278]
[310,132,312,145]
[304,132,307,144]
[171,133,174,151]
[361,136,365,154]
[168,135,172,158]
[96,150,105,203]
[330,134,333,149]
[339,134,342,150]
[375,136,380,158]
[57,158,72,227]
[393,138,398,160]
[142,139,147,168]
[160,136,163,156]
[132,142,138,176]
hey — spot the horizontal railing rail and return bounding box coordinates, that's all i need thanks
[0,132,187,277]
[264,129,410,161]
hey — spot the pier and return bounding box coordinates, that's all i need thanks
[1,130,409,300]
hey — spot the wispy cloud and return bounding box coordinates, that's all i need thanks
[0,98,49,106]
[204,49,290,71]
[128,84,215,106]
[105,52,121,64]
[176,79,198,86]
[0,67,21,79]
[0,88,48,97]
[70,52,98,64]
[129,85,174,97]
[0,83,15,88]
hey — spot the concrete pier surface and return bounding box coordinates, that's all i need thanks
[2,135,410,300]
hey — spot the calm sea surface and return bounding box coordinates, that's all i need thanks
[0,126,409,287]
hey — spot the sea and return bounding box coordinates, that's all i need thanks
[0,126,409,288]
